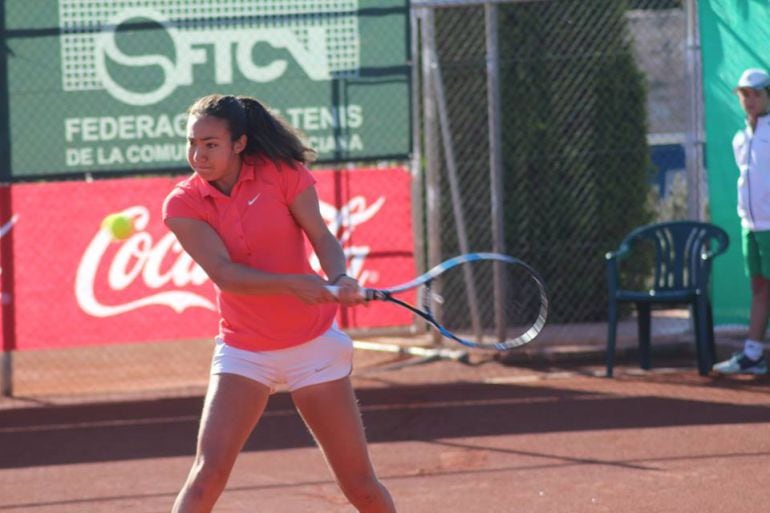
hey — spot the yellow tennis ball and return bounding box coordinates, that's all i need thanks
[101,213,134,240]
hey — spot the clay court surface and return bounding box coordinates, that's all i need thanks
[1,336,770,513]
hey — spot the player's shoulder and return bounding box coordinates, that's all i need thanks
[169,173,203,196]
[250,157,310,193]
[250,155,303,175]
[163,173,204,207]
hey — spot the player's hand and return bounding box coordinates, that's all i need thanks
[331,275,367,307]
[289,275,338,304]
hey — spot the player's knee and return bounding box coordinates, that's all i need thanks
[187,458,231,499]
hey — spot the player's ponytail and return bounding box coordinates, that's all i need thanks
[187,94,315,166]
[236,96,315,165]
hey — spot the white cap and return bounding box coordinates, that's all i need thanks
[736,68,770,90]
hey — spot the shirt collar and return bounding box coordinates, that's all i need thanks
[747,112,770,126]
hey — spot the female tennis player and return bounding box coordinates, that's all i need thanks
[163,94,397,513]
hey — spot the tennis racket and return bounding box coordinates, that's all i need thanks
[328,252,548,351]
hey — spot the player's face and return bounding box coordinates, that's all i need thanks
[737,87,770,119]
[186,114,246,193]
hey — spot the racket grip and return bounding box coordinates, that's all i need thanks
[324,285,370,299]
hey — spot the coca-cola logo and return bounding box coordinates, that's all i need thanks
[0,215,16,240]
[313,195,385,286]
[75,205,214,317]
[76,195,385,318]
[0,215,18,305]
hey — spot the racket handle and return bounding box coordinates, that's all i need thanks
[325,285,374,300]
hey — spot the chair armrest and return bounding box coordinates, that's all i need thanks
[606,244,630,294]
[701,244,729,261]
[697,237,727,287]
[701,227,730,260]
[605,243,631,262]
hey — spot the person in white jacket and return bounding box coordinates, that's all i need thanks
[714,68,770,374]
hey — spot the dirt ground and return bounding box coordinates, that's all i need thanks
[1,329,769,513]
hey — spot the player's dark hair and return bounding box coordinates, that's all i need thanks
[187,94,316,165]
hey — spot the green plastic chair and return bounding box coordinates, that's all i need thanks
[605,221,729,377]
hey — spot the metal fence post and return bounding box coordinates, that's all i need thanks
[430,24,483,341]
[485,2,507,341]
[0,190,13,397]
[685,0,705,221]
[410,7,425,281]
[421,8,441,273]
[420,7,444,344]
[0,0,15,397]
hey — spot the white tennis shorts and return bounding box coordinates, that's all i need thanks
[211,323,354,393]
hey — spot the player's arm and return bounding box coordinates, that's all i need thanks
[164,216,333,303]
[289,186,365,305]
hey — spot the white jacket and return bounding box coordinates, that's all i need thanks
[733,113,770,231]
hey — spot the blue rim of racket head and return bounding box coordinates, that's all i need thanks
[372,252,549,351]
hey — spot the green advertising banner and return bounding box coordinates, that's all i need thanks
[4,0,410,178]
[700,2,770,324]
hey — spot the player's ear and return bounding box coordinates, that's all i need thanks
[233,134,247,155]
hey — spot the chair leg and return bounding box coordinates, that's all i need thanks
[637,303,652,370]
[606,300,619,377]
[691,304,703,370]
[707,300,716,364]
[694,296,713,376]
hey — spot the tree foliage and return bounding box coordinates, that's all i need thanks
[435,0,652,322]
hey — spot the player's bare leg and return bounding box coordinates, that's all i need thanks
[748,276,770,341]
[172,373,271,513]
[714,276,770,374]
[292,377,397,513]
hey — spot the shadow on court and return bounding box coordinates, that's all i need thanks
[2,376,770,469]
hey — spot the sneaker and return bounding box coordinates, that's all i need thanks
[712,352,768,375]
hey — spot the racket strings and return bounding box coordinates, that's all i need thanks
[428,260,547,349]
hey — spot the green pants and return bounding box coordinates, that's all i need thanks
[742,227,770,278]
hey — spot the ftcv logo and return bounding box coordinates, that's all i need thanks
[58,0,361,106]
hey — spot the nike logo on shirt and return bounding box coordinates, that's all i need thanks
[247,193,261,205]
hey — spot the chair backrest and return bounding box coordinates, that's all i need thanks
[620,221,729,292]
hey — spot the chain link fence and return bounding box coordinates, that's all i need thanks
[2,0,701,400]
[412,0,695,356]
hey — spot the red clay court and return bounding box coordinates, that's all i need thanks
[1,337,769,513]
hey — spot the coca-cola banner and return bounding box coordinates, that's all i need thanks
[0,168,414,351]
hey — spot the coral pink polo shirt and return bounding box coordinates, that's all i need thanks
[162,156,337,351]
